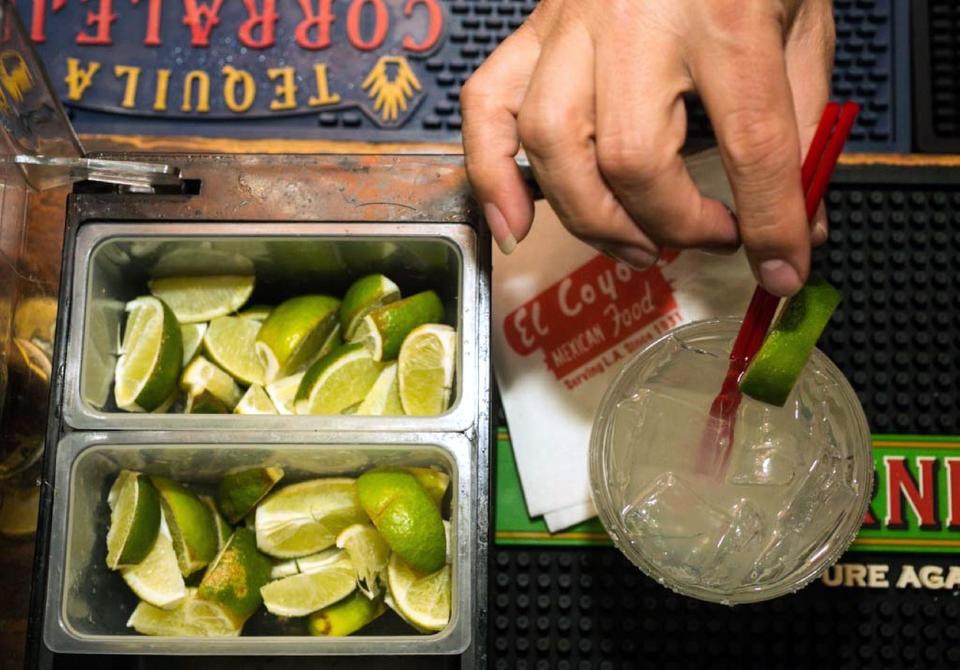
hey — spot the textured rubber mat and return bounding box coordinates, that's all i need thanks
[687,0,911,152]
[913,0,960,153]
[491,165,960,668]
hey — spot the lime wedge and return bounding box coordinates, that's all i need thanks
[294,344,385,416]
[197,527,273,631]
[185,390,229,414]
[308,590,386,637]
[340,274,401,341]
[386,555,451,632]
[200,495,232,552]
[356,470,446,573]
[255,478,367,558]
[234,384,278,415]
[148,275,254,324]
[740,277,842,407]
[150,247,255,279]
[255,295,340,382]
[106,470,161,569]
[127,587,240,637]
[121,516,188,609]
[217,466,284,524]
[404,468,450,507]
[356,362,404,416]
[151,477,219,577]
[238,305,272,322]
[397,324,456,416]
[350,290,444,361]
[336,523,390,598]
[180,323,207,367]
[180,355,243,411]
[265,373,304,415]
[203,316,266,386]
[260,548,356,617]
[115,297,183,412]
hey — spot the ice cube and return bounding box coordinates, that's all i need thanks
[726,403,799,487]
[644,335,729,399]
[622,473,764,587]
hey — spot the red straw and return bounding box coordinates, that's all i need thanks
[697,101,861,475]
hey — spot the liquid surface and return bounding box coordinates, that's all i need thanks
[601,329,866,600]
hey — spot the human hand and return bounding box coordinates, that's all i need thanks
[461,0,835,297]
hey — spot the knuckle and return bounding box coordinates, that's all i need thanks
[721,112,794,181]
[459,74,494,113]
[595,135,665,187]
[517,102,575,156]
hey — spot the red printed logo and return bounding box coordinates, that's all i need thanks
[503,255,682,383]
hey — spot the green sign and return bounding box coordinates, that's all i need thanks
[495,430,960,553]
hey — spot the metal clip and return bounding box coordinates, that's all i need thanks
[12,155,183,192]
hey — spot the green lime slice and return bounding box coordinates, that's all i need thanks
[404,467,450,507]
[260,548,356,617]
[197,527,272,631]
[179,323,207,367]
[336,523,390,599]
[255,295,340,382]
[150,247,255,279]
[356,470,446,573]
[148,275,254,324]
[180,355,243,411]
[126,587,240,637]
[217,466,284,524]
[254,478,367,558]
[397,324,456,416]
[308,590,386,637]
[121,516,188,609]
[203,316,266,386]
[740,277,842,407]
[356,362,404,416]
[106,470,161,569]
[350,290,444,361]
[237,305,272,322]
[151,477,219,577]
[294,343,385,415]
[115,297,183,412]
[233,384,278,415]
[264,373,304,415]
[184,390,229,414]
[386,555,450,632]
[340,274,401,341]
[200,495,232,552]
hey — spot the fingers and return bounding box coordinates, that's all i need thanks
[461,25,541,253]
[592,25,740,253]
[515,20,661,268]
[691,2,809,297]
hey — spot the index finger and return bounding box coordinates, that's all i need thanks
[690,6,809,297]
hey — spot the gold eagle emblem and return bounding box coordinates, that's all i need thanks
[362,56,422,124]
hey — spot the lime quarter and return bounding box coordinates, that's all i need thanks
[217,466,284,524]
[147,275,254,323]
[197,527,273,631]
[350,290,444,361]
[255,295,340,382]
[151,476,219,577]
[114,297,183,413]
[386,555,451,632]
[339,274,401,340]
[260,548,357,617]
[203,316,266,386]
[121,516,188,610]
[397,324,456,416]
[294,343,385,416]
[106,470,161,569]
[308,590,386,637]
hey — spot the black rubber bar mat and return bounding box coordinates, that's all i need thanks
[912,0,960,153]
[490,164,960,669]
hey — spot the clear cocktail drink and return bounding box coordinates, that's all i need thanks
[590,318,872,604]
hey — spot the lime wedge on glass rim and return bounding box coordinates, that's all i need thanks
[294,343,385,416]
[350,290,444,361]
[397,324,456,416]
[255,295,340,383]
[739,276,842,407]
[203,315,266,386]
[339,274,401,341]
[106,470,161,569]
[114,297,183,413]
[147,275,254,324]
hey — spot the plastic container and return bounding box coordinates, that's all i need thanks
[62,223,480,433]
[43,431,474,655]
